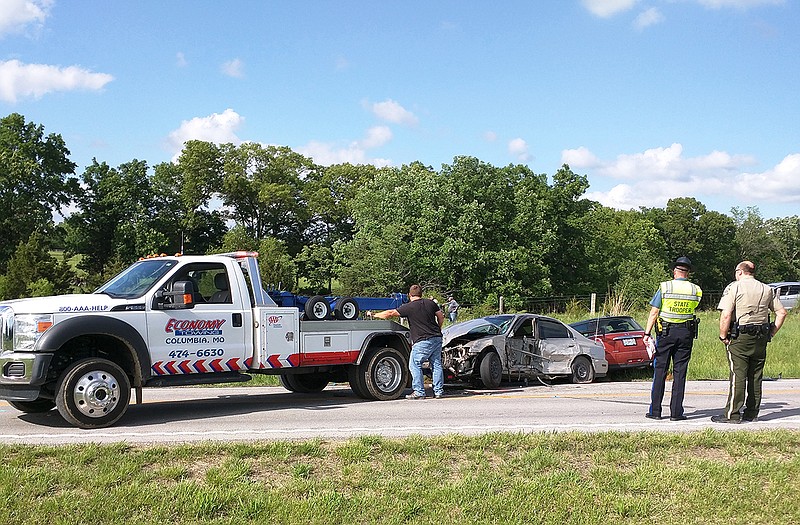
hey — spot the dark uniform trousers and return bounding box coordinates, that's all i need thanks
[724,332,768,420]
[650,323,693,418]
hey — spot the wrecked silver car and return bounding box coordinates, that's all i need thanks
[441,314,608,388]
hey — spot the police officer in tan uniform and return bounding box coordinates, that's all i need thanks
[714,261,787,423]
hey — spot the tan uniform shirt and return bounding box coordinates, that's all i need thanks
[717,276,783,325]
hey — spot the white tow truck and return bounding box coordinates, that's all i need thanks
[0,252,411,428]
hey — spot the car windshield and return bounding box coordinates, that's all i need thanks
[95,259,178,299]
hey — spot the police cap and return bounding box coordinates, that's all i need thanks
[671,256,693,271]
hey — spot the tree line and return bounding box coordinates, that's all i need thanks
[2,112,799,310]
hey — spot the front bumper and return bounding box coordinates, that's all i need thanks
[0,351,53,385]
[0,351,54,402]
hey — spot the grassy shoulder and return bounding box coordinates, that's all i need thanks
[2,430,799,524]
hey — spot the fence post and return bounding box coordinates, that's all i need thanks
[590,293,596,315]
[499,296,504,314]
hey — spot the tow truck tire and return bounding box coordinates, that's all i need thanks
[304,295,332,320]
[55,357,131,429]
[8,398,56,413]
[479,350,503,389]
[350,346,408,401]
[281,373,329,393]
[570,355,595,384]
[334,297,360,320]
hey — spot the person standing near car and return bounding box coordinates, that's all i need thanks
[446,296,460,323]
[643,256,702,421]
[713,261,787,424]
[374,284,445,399]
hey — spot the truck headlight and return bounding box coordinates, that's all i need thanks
[13,314,53,351]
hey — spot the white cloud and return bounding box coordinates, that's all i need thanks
[370,99,419,126]
[562,143,798,210]
[508,138,531,162]
[176,52,187,67]
[734,154,800,202]
[696,0,784,9]
[634,7,665,29]
[483,131,497,142]
[221,58,244,78]
[166,109,244,159]
[0,59,113,103]
[297,126,394,167]
[581,0,638,18]
[0,0,51,37]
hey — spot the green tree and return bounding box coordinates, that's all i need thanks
[64,159,167,276]
[543,164,596,295]
[0,113,78,270]
[767,215,800,281]
[169,141,228,255]
[221,143,317,255]
[0,231,74,300]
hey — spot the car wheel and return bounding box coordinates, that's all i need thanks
[8,398,56,413]
[479,351,503,389]
[334,297,360,320]
[304,295,331,320]
[55,357,131,429]
[571,355,595,384]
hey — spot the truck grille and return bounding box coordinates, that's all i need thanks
[1,306,12,353]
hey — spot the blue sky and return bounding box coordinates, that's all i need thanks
[2,0,798,219]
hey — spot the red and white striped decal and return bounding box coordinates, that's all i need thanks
[151,357,253,375]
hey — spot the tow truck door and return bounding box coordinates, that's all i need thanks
[147,263,249,376]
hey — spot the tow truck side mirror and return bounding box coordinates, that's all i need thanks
[154,280,196,310]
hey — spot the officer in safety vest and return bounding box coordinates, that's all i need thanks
[643,256,702,421]
[713,261,787,423]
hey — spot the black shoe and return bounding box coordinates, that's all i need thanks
[670,415,687,421]
[710,414,741,424]
[645,413,662,420]
[742,416,758,422]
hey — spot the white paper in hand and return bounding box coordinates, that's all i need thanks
[645,337,656,359]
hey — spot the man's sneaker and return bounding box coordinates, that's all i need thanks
[645,413,662,420]
[434,392,445,399]
[710,414,741,424]
[742,416,758,422]
[670,415,688,421]
[405,392,426,400]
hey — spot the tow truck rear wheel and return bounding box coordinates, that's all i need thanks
[304,295,332,320]
[55,357,131,429]
[349,346,408,400]
[8,398,56,413]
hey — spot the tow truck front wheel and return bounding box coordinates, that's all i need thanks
[349,347,408,401]
[55,358,131,429]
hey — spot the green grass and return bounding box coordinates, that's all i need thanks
[2,431,799,524]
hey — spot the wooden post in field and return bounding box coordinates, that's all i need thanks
[499,296,504,314]
[590,293,596,315]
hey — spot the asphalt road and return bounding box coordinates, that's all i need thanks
[2,379,800,444]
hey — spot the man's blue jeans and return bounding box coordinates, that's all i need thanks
[409,336,443,397]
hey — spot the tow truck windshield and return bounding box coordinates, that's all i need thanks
[95,259,178,299]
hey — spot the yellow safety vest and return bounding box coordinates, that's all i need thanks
[659,280,702,323]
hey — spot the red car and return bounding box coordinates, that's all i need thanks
[569,316,652,370]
